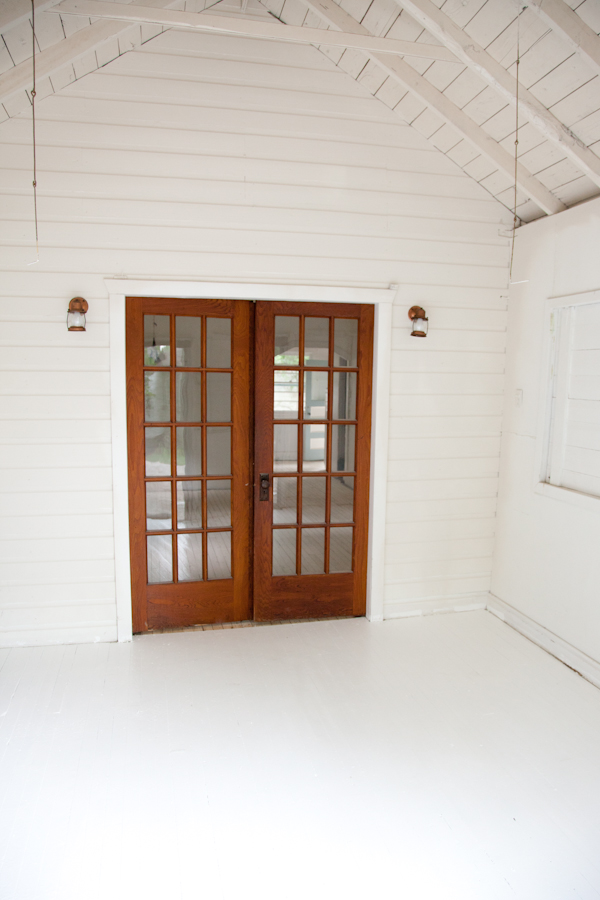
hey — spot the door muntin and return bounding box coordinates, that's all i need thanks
[254,302,373,620]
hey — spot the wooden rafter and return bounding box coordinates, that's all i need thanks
[0,18,136,109]
[43,0,566,214]
[299,0,565,215]
[0,0,575,216]
[528,0,600,80]
[0,0,183,110]
[47,0,457,62]
[395,0,600,189]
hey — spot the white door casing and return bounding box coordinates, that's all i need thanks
[107,279,395,640]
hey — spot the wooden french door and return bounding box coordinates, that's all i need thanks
[126,297,373,631]
[254,301,374,620]
[126,297,252,631]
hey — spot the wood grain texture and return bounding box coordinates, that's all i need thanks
[253,300,373,620]
[125,296,252,631]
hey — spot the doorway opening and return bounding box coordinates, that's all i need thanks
[126,297,374,631]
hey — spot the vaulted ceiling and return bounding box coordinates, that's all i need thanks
[2,0,600,224]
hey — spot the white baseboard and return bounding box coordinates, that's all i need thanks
[487,594,600,690]
[383,592,489,619]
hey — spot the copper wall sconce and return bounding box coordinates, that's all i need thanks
[408,306,428,337]
[67,297,88,332]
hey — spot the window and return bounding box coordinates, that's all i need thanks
[544,300,600,498]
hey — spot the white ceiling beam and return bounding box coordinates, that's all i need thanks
[299,0,565,215]
[47,0,458,61]
[0,18,131,107]
[0,1,61,36]
[528,0,600,80]
[394,0,600,189]
[0,0,180,109]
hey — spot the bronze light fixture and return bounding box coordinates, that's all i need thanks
[408,305,428,337]
[67,297,88,332]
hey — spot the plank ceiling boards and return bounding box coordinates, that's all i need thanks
[2,0,600,222]
[260,0,600,221]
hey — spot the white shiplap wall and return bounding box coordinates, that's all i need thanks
[0,25,510,645]
[492,196,600,665]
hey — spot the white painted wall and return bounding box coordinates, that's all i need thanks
[0,23,511,646]
[492,196,600,665]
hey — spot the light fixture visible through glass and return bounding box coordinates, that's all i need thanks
[67,297,88,332]
[408,305,428,337]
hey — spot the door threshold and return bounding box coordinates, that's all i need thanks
[144,615,356,635]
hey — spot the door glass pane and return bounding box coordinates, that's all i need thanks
[176,372,201,422]
[206,373,231,422]
[274,424,298,472]
[206,427,231,475]
[147,534,172,584]
[301,528,325,574]
[177,533,203,582]
[302,423,326,472]
[146,482,172,530]
[145,427,171,477]
[206,318,231,368]
[301,477,326,523]
[175,316,201,367]
[275,316,300,365]
[176,481,202,529]
[144,315,170,366]
[334,319,358,367]
[331,476,354,523]
[272,529,296,576]
[144,372,170,422]
[207,480,231,527]
[176,427,202,476]
[332,372,357,420]
[207,531,232,580]
[304,318,329,367]
[330,527,353,573]
[274,371,299,419]
[303,371,328,420]
[273,477,297,524]
[331,424,355,472]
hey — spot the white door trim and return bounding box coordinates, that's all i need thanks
[106,279,395,641]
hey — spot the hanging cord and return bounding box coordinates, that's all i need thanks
[28,0,39,266]
[509,5,523,281]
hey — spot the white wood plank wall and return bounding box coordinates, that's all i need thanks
[0,26,511,645]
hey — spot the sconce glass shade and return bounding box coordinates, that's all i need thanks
[67,297,88,332]
[408,305,428,338]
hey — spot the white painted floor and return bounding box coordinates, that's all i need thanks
[2,610,600,900]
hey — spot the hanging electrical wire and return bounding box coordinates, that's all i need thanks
[509,4,523,282]
[29,0,39,266]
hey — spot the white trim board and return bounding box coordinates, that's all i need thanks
[384,591,600,689]
[383,593,489,619]
[487,594,600,690]
[106,278,395,641]
[534,286,600,510]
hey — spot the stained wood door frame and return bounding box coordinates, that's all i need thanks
[107,278,396,641]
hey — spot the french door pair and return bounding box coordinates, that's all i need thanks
[126,298,374,631]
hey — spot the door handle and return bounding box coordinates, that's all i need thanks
[259,473,270,501]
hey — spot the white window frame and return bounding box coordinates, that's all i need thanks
[535,288,600,514]
[106,279,396,641]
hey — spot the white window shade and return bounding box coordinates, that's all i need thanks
[546,301,600,497]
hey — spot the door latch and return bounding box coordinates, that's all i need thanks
[259,473,270,501]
